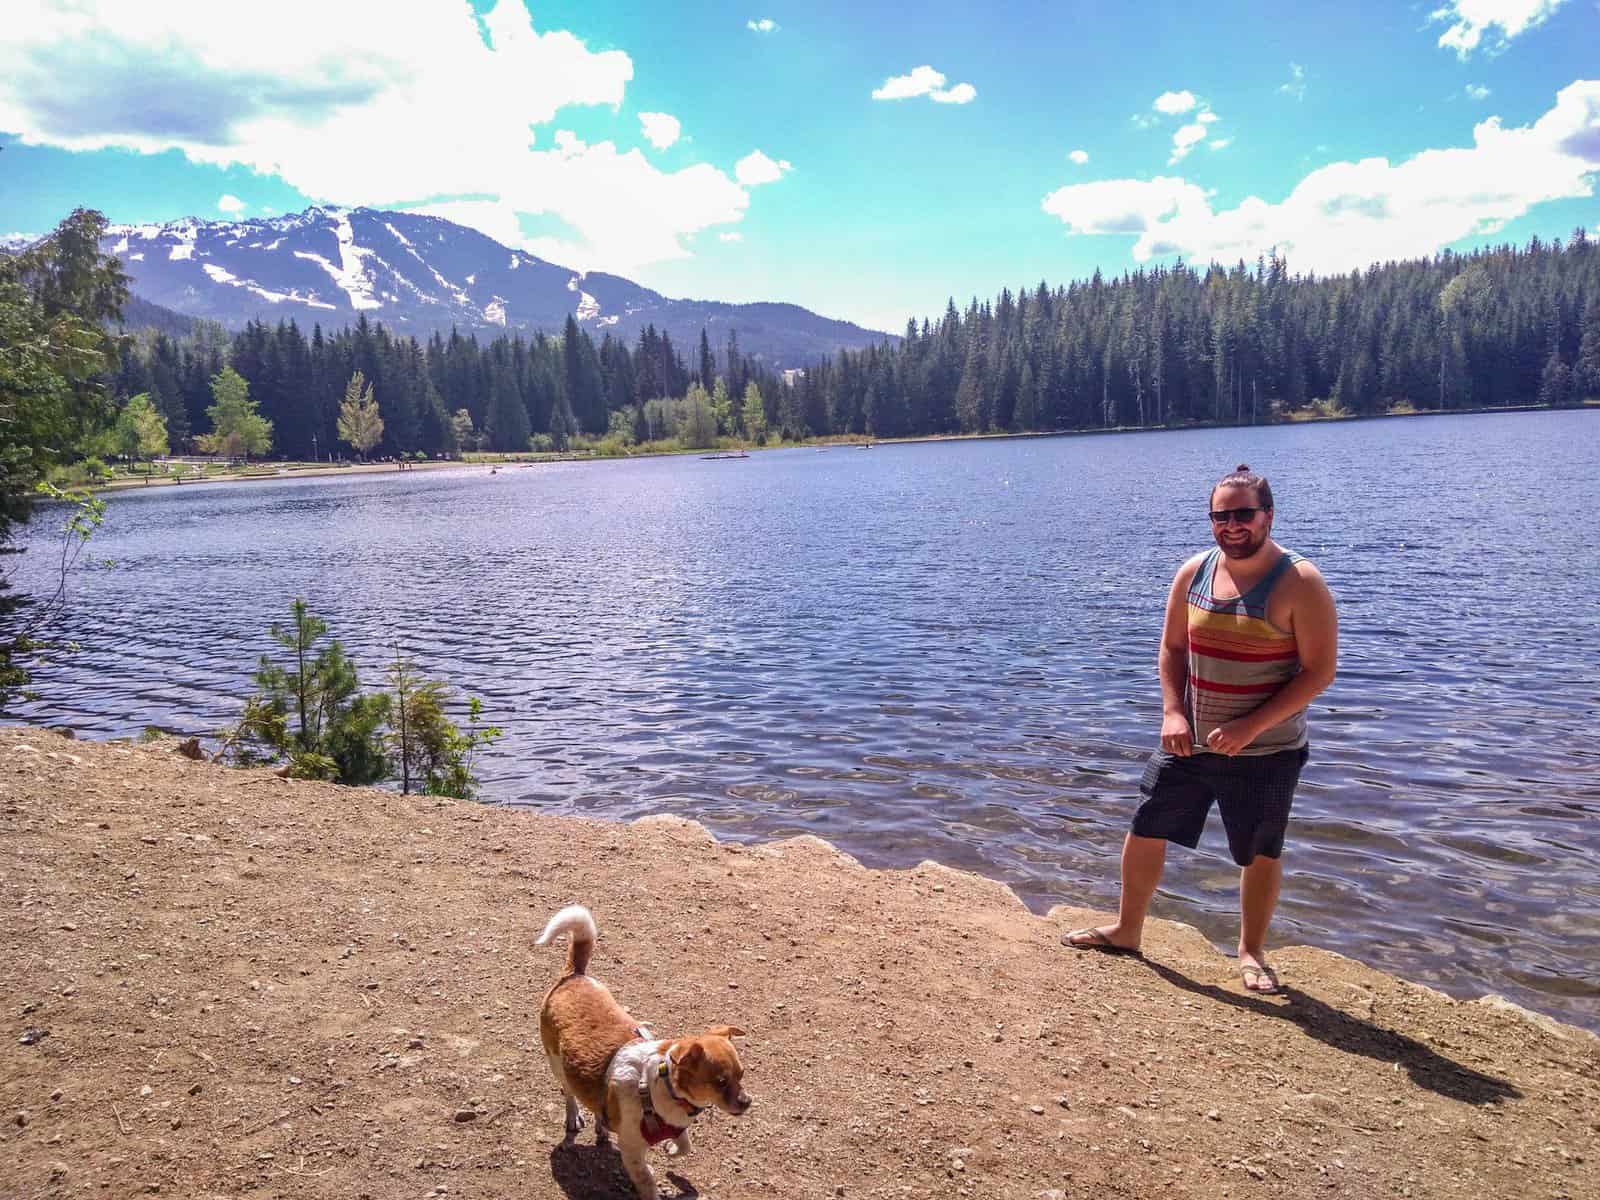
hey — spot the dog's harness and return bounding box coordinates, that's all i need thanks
[599,1028,700,1148]
[638,1048,701,1147]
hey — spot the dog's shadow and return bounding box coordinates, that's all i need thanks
[550,1138,700,1199]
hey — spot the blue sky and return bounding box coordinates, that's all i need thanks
[2,0,1598,332]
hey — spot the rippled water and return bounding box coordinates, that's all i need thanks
[11,411,1600,1031]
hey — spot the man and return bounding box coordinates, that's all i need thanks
[1063,464,1338,994]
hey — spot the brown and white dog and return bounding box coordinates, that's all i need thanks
[535,905,752,1200]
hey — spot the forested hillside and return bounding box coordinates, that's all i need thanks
[111,231,1600,458]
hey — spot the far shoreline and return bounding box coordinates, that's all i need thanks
[858,398,1595,452]
[89,456,480,494]
[75,399,1597,497]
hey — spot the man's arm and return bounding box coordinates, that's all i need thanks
[1159,556,1205,756]
[1205,562,1338,755]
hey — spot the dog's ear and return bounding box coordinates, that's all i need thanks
[705,1025,746,1040]
[678,1042,705,1067]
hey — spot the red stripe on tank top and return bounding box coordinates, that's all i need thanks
[1191,643,1299,662]
[1190,676,1281,695]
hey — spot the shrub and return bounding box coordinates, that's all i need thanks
[388,650,502,799]
[219,603,501,799]
[219,599,391,784]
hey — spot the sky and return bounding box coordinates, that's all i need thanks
[2,0,1598,334]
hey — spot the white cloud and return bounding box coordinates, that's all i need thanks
[735,149,791,186]
[1069,149,1089,164]
[746,17,778,33]
[1432,0,1568,58]
[1170,122,1209,162]
[1147,90,1223,162]
[931,82,977,105]
[216,193,245,213]
[639,111,681,150]
[1279,62,1307,101]
[1209,138,1234,151]
[1042,175,1211,236]
[408,132,756,270]
[1466,83,1492,100]
[1041,80,1600,276]
[0,0,783,274]
[403,199,529,249]
[872,65,976,105]
[719,232,743,242]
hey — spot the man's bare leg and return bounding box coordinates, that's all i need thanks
[1064,833,1167,951]
[1238,852,1283,991]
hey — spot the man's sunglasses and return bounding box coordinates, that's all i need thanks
[1209,506,1268,525]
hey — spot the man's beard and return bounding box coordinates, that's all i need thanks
[1215,526,1269,559]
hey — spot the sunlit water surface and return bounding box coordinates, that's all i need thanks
[13,410,1600,1031]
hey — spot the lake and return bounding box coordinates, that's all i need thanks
[11,410,1600,1032]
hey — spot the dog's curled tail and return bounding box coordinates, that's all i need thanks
[535,905,598,976]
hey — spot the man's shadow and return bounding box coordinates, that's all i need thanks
[549,1138,699,1199]
[1137,958,1521,1105]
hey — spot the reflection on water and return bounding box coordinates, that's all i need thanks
[12,410,1600,1032]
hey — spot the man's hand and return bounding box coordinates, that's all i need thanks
[1161,712,1193,756]
[1205,718,1259,757]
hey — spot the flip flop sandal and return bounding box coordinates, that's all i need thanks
[1061,927,1139,955]
[1241,964,1282,994]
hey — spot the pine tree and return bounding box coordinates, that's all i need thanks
[1014,362,1038,430]
[199,368,272,458]
[1574,298,1600,400]
[1538,342,1572,408]
[337,370,385,459]
[562,315,605,433]
[710,377,733,434]
[148,334,189,446]
[955,336,984,432]
[221,599,391,784]
[739,381,767,441]
[681,382,718,448]
[385,650,500,799]
[484,362,531,450]
[698,329,715,387]
[113,393,168,467]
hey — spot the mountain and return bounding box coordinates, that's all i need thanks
[114,294,202,340]
[101,207,889,366]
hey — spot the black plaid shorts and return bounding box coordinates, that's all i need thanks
[1130,745,1309,865]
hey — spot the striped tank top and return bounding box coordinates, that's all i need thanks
[1185,548,1307,756]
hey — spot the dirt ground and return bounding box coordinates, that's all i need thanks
[1,726,1595,1200]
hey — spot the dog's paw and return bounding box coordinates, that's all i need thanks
[564,1109,585,1137]
[665,1132,693,1159]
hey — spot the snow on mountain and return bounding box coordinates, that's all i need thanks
[101,206,888,366]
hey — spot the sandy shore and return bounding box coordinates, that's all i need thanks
[1,726,1594,1199]
[95,459,482,492]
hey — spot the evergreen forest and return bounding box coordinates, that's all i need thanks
[109,230,1600,459]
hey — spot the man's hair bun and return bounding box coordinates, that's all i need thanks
[1213,464,1273,510]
